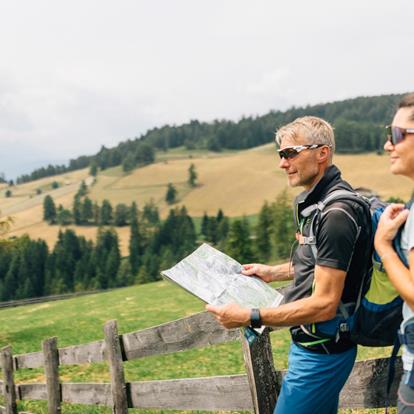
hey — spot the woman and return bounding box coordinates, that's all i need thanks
[375,93,414,412]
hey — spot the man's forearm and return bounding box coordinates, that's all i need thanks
[271,262,294,281]
[260,294,336,326]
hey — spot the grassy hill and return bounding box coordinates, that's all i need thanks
[1,145,413,255]
[0,280,395,413]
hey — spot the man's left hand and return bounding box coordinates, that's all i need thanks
[205,303,251,329]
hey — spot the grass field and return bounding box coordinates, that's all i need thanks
[0,280,397,413]
[1,145,413,255]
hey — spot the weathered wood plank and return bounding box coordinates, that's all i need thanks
[14,352,44,369]
[1,346,17,414]
[17,384,47,400]
[122,311,239,361]
[129,375,254,410]
[42,337,61,414]
[58,340,105,366]
[61,383,112,405]
[241,328,279,414]
[104,320,128,414]
[339,356,402,408]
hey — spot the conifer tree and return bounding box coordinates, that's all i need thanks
[201,213,209,239]
[89,162,98,177]
[129,202,143,274]
[73,195,82,225]
[272,189,295,260]
[225,218,256,263]
[188,163,197,187]
[114,203,129,226]
[100,199,113,225]
[256,201,274,262]
[82,197,94,224]
[165,183,177,205]
[43,195,57,223]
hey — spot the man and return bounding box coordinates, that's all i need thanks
[207,116,372,414]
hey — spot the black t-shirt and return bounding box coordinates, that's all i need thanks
[283,165,372,312]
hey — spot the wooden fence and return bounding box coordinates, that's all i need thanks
[0,311,403,414]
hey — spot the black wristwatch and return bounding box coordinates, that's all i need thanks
[250,308,262,329]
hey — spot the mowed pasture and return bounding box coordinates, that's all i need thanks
[0,280,395,413]
[1,145,413,255]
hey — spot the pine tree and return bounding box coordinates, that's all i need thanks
[129,202,143,274]
[43,195,57,223]
[116,259,133,287]
[217,216,230,245]
[89,162,98,177]
[272,189,295,260]
[122,152,136,173]
[201,213,209,240]
[255,201,274,262]
[165,183,177,205]
[142,201,159,224]
[188,163,197,187]
[77,180,88,197]
[56,205,73,225]
[82,197,94,224]
[73,195,82,225]
[225,218,256,263]
[100,200,113,225]
[105,245,121,288]
[114,203,129,226]
[207,217,218,244]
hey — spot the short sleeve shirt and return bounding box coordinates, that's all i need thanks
[401,203,414,371]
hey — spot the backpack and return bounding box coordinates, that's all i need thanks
[297,189,409,347]
[350,198,409,347]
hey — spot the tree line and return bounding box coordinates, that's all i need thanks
[14,93,405,184]
[43,164,198,225]
[0,190,295,302]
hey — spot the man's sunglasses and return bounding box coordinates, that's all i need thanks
[277,144,326,160]
[386,125,414,145]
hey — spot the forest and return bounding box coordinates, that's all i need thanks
[15,94,403,184]
[0,191,294,301]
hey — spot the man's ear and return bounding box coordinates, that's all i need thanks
[317,146,330,164]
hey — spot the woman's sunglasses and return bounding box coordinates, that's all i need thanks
[386,125,414,145]
[277,144,326,159]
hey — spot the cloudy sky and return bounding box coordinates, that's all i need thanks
[1,1,413,178]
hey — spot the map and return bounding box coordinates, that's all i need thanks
[161,243,284,308]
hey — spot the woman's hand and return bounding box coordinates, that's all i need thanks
[374,204,409,255]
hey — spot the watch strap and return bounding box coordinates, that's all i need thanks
[250,308,262,328]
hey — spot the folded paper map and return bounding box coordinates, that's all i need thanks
[161,243,284,309]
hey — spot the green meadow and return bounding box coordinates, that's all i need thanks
[0,281,395,414]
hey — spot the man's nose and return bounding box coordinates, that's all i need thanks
[279,157,290,169]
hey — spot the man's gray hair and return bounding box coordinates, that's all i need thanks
[275,116,336,154]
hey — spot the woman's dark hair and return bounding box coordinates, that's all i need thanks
[399,93,414,120]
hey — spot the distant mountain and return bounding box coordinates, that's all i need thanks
[16,93,407,184]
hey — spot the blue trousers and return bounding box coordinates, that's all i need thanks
[274,343,357,414]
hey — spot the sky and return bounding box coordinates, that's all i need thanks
[0,1,413,178]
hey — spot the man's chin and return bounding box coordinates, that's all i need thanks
[287,176,300,187]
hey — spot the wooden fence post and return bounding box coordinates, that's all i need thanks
[241,328,280,414]
[42,337,61,414]
[104,320,128,414]
[0,346,17,414]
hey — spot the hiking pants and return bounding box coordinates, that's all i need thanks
[274,342,357,414]
[398,371,414,413]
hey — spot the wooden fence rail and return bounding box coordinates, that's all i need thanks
[0,311,403,414]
